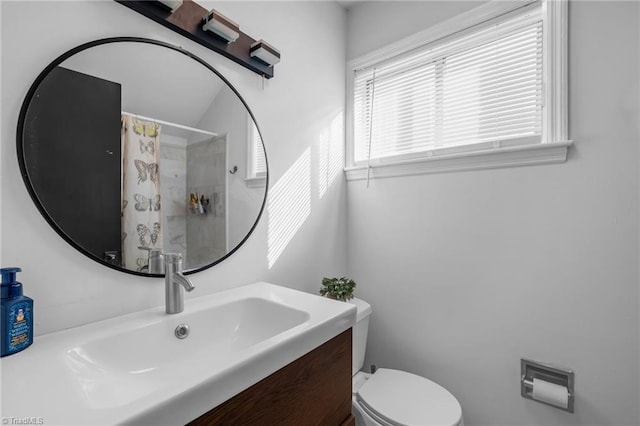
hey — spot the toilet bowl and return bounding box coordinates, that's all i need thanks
[349,298,463,426]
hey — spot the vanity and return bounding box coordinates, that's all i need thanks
[1,283,356,425]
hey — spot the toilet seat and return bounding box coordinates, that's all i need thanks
[355,368,462,426]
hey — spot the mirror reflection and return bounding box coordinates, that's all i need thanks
[20,39,267,275]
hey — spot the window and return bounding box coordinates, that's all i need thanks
[246,117,267,187]
[346,0,570,180]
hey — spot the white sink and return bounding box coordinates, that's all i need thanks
[0,282,356,425]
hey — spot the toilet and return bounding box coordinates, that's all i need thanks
[349,298,463,426]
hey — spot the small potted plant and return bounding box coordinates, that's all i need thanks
[319,277,356,302]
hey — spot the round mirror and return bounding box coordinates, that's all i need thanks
[17,37,268,276]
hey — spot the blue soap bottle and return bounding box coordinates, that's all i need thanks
[1,267,33,357]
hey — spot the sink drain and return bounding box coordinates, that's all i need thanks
[174,323,190,339]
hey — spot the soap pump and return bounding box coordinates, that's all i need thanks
[1,267,33,357]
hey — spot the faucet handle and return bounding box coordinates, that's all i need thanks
[164,252,182,263]
[164,253,185,272]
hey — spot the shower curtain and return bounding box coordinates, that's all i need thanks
[121,114,163,271]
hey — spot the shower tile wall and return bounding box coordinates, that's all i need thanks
[186,137,226,268]
[159,142,188,259]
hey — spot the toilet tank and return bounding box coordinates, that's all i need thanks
[348,298,372,375]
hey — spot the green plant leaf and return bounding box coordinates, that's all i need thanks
[319,276,356,302]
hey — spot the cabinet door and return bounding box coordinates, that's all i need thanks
[189,329,353,425]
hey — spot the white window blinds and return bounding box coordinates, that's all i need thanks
[250,120,267,177]
[353,12,543,164]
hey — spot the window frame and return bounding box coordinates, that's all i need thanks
[345,0,570,180]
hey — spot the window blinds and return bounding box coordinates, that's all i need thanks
[353,16,543,164]
[251,121,267,176]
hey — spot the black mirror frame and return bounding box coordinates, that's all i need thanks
[16,37,269,277]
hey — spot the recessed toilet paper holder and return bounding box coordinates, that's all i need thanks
[521,358,574,413]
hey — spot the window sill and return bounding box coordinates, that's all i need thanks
[244,176,267,188]
[344,141,573,181]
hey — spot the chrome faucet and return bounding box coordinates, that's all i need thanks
[164,253,195,314]
[148,249,165,274]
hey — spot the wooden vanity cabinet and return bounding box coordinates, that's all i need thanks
[188,328,354,426]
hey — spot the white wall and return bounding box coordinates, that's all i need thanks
[1,1,347,335]
[346,0,484,59]
[346,1,640,425]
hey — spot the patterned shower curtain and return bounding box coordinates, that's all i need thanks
[121,114,162,271]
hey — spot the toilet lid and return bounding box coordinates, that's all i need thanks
[356,368,462,426]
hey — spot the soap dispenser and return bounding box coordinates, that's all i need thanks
[1,267,33,357]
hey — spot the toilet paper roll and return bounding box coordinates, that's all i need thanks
[532,378,569,409]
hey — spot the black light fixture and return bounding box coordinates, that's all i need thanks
[115,1,279,78]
